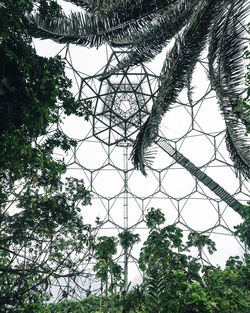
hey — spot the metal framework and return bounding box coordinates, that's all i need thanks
[46,45,249,300]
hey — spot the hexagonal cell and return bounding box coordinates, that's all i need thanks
[153,146,175,169]
[143,195,179,225]
[96,223,120,237]
[127,263,143,286]
[178,131,215,167]
[196,179,221,201]
[76,141,109,169]
[60,114,92,140]
[92,165,124,197]
[208,228,245,266]
[219,206,243,231]
[69,44,108,75]
[64,67,82,95]
[80,197,109,226]
[128,169,160,197]
[194,96,225,133]
[214,133,236,165]
[160,105,192,140]
[107,198,125,227]
[180,198,219,231]
[65,165,91,184]
[240,184,250,200]
[205,164,241,195]
[161,168,196,198]
[107,197,144,229]
[104,145,135,170]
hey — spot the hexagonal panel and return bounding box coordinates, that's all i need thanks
[205,164,241,195]
[76,141,108,169]
[161,168,196,198]
[194,96,225,133]
[178,131,215,167]
[92,165,124,197]
[160,105,192,140]
[208,227,245,266]
[128,169,159,197]
[180,197,219,231]
[60,114,92,139]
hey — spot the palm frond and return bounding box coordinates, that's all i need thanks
[27,10,156,47]
[208,0,250,178]
[101,0,199,79]
[63,0,96,12]
[67,0,177,17]
[226,123,250,179]
[131,0,220,173]
[27,0,178,47]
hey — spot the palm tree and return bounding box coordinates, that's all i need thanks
[28,0,250,182]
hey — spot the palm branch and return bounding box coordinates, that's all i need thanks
[131,0,221,172]
[27,0,250,180]
[208,0,250,178]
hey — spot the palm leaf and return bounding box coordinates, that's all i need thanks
[27,0,178,47]
[27,10,154,47]
[101,0,199,78]
[208,0,250,178]
[131,0,220,174]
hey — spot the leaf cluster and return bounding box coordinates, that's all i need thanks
[0,1,93,311]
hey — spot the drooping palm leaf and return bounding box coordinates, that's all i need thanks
[101,0,199,79]
[65,0,177,16]
[208,0,250,178]
[131,0,220,173]
[27,0,178,47]
[27,10,154,47]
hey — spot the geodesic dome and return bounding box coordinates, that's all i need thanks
[38,43,249,300]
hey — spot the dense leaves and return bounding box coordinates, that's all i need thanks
[0,1,92,311]
[45,208,250,313]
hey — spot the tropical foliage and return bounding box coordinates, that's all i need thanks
[44,208,250,313]
[0,1,92,311]
[28,0,250,178]
[1,0,249,311]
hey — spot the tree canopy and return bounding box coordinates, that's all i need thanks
[0,1,92,311]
